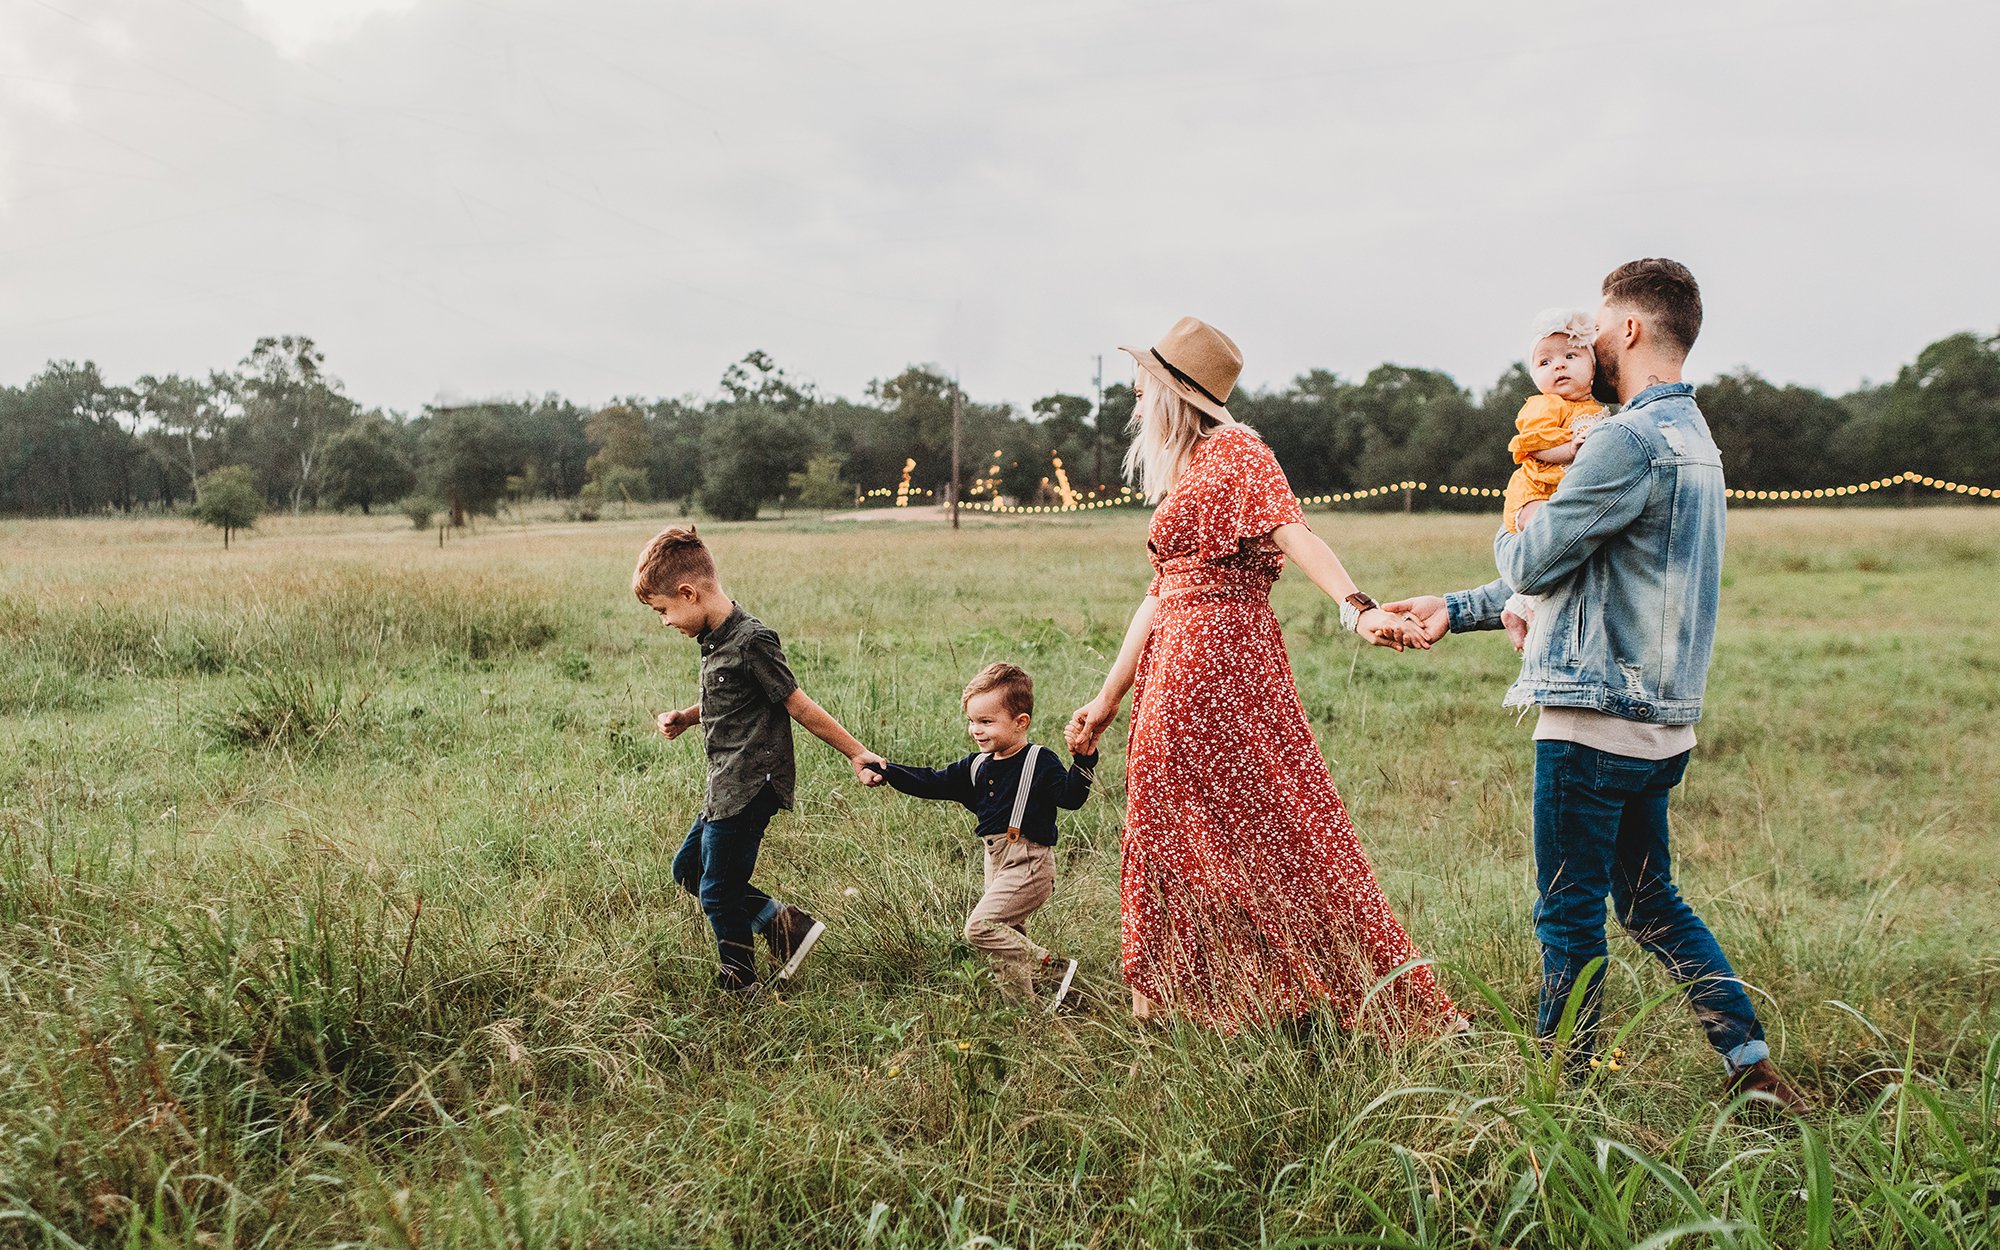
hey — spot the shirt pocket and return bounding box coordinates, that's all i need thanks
[702,665,759,721]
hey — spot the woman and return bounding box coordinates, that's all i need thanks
[1068,316,1460,1033]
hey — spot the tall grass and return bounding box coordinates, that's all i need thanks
[0,507,1995,1247]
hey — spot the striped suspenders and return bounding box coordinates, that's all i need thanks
[969,744,1042,843]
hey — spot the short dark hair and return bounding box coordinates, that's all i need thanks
[631,526,718,599]
[962,662,1033,719]
[1601,258,1703,356]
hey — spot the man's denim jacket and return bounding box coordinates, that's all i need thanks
[1445,383,1724,724]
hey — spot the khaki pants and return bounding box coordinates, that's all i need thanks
[964,835,1054,996]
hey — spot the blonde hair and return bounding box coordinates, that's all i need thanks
[962,661,1033,718]
[1122,380,1233,502]
[1528,307,1597,358]
[631,526,718,599]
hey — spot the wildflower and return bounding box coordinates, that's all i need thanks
[886,1065,901,1077]
[1607,1060,1623,1072]
[956,1040,972,1052]
[1589,1058,1602,1069]
[1611,1047,1626,1058]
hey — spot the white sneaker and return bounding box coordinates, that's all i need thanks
[1043,957,1079,1014]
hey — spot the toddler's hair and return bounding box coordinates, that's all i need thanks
[631,526,718,599]
[1527,308,1597,358]
[963,662,1034,719]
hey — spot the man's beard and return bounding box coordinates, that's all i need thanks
[1591,352,1621,405]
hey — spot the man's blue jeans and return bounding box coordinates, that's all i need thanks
[673,783,784,989]
[1533,741,1768,1071]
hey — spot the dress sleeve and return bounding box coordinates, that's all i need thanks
[1508,395,1575,463]
[1190,429,1305,562]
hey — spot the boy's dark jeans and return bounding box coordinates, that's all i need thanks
[673,782,784,989]
[1532,741,1768,1069]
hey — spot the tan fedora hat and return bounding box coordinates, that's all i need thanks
[1120,316,1241,423]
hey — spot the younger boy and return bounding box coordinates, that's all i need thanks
[867,663,1094,1011]
[635,526,885,997]
[1502,308,1607,646]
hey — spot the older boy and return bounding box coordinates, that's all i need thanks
[869,663,1094,1010]
[635,526,885,997]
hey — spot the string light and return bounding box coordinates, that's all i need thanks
[1724,470,2000,501]
[869,466,1998,512]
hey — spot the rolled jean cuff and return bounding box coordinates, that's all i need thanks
[1724,1039,1770,1073]
[750,898,782,934]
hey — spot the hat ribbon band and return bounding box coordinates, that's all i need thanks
[1151,349,1225,407]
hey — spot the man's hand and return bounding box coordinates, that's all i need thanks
[1502,610,1529,653]
[1358,606,1429,651]
[1515,499,1545,528]
[655,707,696,740]
[852,750,888,787]
[1381,596,1450,645]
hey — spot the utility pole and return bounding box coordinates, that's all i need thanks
[950,375,963,530]
[1092,353,1104,491]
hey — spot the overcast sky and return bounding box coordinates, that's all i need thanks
[3,0,1995,413]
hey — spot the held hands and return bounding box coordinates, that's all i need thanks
[655,707,696,740]
[1503,610,1529,653]
[1357,606,1431,652]
[852,750,889,787]
[1066,694,1118,756]
[1380,596,1450,647]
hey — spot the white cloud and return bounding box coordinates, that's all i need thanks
[237,0,423,57]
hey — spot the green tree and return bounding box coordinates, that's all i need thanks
[1095,382,1135,491]
[1031,393,1093,446]
[189,465,262,547]
[135,372,236,505]
[322,413,416,513]
[585,404,651,504]
[0,361,133,515]
[720,350,815,412]
[699,406,802,521]
[424,406,520,526]
[237,336,355,512]
[1346,364,1477,505]
[1701,369,1851,490]
[645,399,706,507]
[519,395,590,498]
[1845,331,2000,487]
[996,423,1053,504]
[788,453,852,510]
[866,366,958,491]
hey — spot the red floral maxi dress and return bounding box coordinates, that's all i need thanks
[1121,424,1458,1032]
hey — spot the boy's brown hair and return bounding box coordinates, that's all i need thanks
[962,662,1033,719]
[1601,258,1703,356]
[631,526,719,599]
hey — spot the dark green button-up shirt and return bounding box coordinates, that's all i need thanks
[697,605,799,819]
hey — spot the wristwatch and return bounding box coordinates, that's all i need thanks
[1341,591,1379,634]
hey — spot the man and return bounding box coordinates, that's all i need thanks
[1388,259,1807,1112]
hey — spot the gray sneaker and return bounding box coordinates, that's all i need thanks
[763,905,827,982]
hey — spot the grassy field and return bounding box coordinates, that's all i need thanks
[1,506,1995,1249]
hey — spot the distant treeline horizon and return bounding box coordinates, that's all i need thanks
[3,329,1996,522]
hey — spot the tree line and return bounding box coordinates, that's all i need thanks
[3,330,1995,522]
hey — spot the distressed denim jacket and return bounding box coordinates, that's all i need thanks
[1445,383,1724,724]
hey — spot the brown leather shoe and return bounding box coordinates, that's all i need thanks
[1725,1059,1811,1116]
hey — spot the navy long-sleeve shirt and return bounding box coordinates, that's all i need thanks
[878,745,1097,846]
